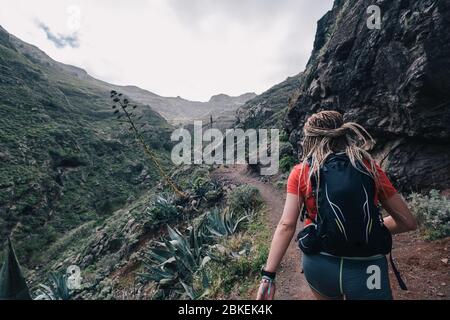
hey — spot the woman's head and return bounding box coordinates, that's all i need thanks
[301,111,379,186]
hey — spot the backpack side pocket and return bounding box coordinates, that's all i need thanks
[296,224,321,255]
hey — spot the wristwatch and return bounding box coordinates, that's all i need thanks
[261,267,276,281]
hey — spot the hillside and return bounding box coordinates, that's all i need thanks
[0,25,172,265]
[236,74,302,130]
[0,26,265,300]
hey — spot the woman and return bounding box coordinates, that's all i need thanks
[257,111,417,300]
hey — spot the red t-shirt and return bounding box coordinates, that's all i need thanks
[287,160,397,224]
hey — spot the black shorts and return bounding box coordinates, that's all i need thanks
[302,252,393,300]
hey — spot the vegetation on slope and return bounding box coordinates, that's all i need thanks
[0,27,172,266]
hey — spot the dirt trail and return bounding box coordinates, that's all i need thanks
[213,165,450,300]
[213,165,314,300]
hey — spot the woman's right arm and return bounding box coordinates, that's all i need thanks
[382,193,418,235]
[374,163,417,235]
[256,193,302,300]
[263,194,303,273]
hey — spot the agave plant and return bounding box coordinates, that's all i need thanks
[204,179,223,202]
[145,195,181,229]
[0,238,32,300]
[190,176,222,201]
[191,176,211,199]
[203,208,250,239]
[140,225,211,299]
[179,269,211,300]
[34,272,71,300]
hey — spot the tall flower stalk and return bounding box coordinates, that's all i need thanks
[110,90,186,198]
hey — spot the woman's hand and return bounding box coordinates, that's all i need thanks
[256,278,276,300]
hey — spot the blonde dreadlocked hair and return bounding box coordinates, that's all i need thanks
[299,111,381,203]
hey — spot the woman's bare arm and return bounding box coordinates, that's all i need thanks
[264,194,303,273]
[382,193,418,235]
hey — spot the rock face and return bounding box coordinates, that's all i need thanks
[286,0,450,192]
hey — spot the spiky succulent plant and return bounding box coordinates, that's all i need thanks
[34,272,71,300]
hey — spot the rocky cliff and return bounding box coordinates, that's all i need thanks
[285,0,450,192]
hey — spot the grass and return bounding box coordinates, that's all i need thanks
[33,221,97,267]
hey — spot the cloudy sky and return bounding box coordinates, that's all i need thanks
[1,0,333,101]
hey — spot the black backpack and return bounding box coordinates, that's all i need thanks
[296,154,407,290]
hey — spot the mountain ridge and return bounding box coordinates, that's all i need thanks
[5,25,256,126]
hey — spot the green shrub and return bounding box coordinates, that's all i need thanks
[172,166,210,190]
[191,175,218,194]
[279,155,297,173]
[204,180,223,202]
[408,190,450,240]
[279,130,289,143]
[191,176,210,197]
[228,185,263,214]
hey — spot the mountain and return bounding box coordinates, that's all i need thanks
[203,92,258,129]
[0,25,173,265]
[6,27,255,127]
[237,0,450,192]
[117,87,256,127]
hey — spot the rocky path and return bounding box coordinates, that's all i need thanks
[213,165,449,300]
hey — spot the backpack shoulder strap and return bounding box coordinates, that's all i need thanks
[300,159,317,223]
[301,154,347,223]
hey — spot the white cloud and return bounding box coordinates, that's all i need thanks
[35,20,80,48]
[0,0,333,101]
